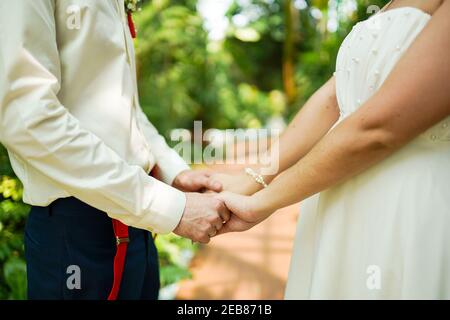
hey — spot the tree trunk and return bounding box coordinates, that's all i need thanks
[282,0,298,105]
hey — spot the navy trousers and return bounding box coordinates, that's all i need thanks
[24,197,160,300]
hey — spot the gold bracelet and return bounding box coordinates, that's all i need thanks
[244,167,268,188]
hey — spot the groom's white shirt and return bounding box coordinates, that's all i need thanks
[0,0,190,233]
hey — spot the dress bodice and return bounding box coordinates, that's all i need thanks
[334,7,449,143]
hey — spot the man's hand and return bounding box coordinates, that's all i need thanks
[173,170,222,193]
[173,193,231,243]
[215,191,270,235]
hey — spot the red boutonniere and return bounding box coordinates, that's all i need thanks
[124,0,141,38]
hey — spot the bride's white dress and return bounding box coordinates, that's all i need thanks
[285,7,450,299]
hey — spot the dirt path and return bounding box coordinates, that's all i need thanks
[177,203,299,299]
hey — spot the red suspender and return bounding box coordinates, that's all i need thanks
[127,12,137,38]
[108,219,130,300]
[107,10,138,301]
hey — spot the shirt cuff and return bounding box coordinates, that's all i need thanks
[106,176,186,235]
[141,179,187,234]
[157,151,191,185]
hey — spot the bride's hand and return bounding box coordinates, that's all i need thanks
[215,191,270,234]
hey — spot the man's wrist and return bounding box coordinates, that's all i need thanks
[172,169,190,188]
[158,160,190,186]
[143,179,187,234]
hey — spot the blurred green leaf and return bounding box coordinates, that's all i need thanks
[3,257,27,300]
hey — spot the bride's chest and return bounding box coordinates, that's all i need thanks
[335,10,430,107]
[334,9,449,143]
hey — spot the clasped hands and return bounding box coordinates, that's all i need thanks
[171,170,267,244]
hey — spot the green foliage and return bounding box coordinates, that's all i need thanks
[135,1,214,134]
[0,146,14,176]
[0,168,29,299]
[134,0,388,135]
[155,233,198,288]
[223,0,388,120]
[134,0,288,134]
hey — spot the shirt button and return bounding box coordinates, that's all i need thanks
[430,134,437,141]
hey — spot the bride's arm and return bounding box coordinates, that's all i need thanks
[220,1,450,229]
[263,77,340,181]
[211,77,340,195]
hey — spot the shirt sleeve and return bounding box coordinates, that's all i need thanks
[135,105,191,185]
[0,0,185,234]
